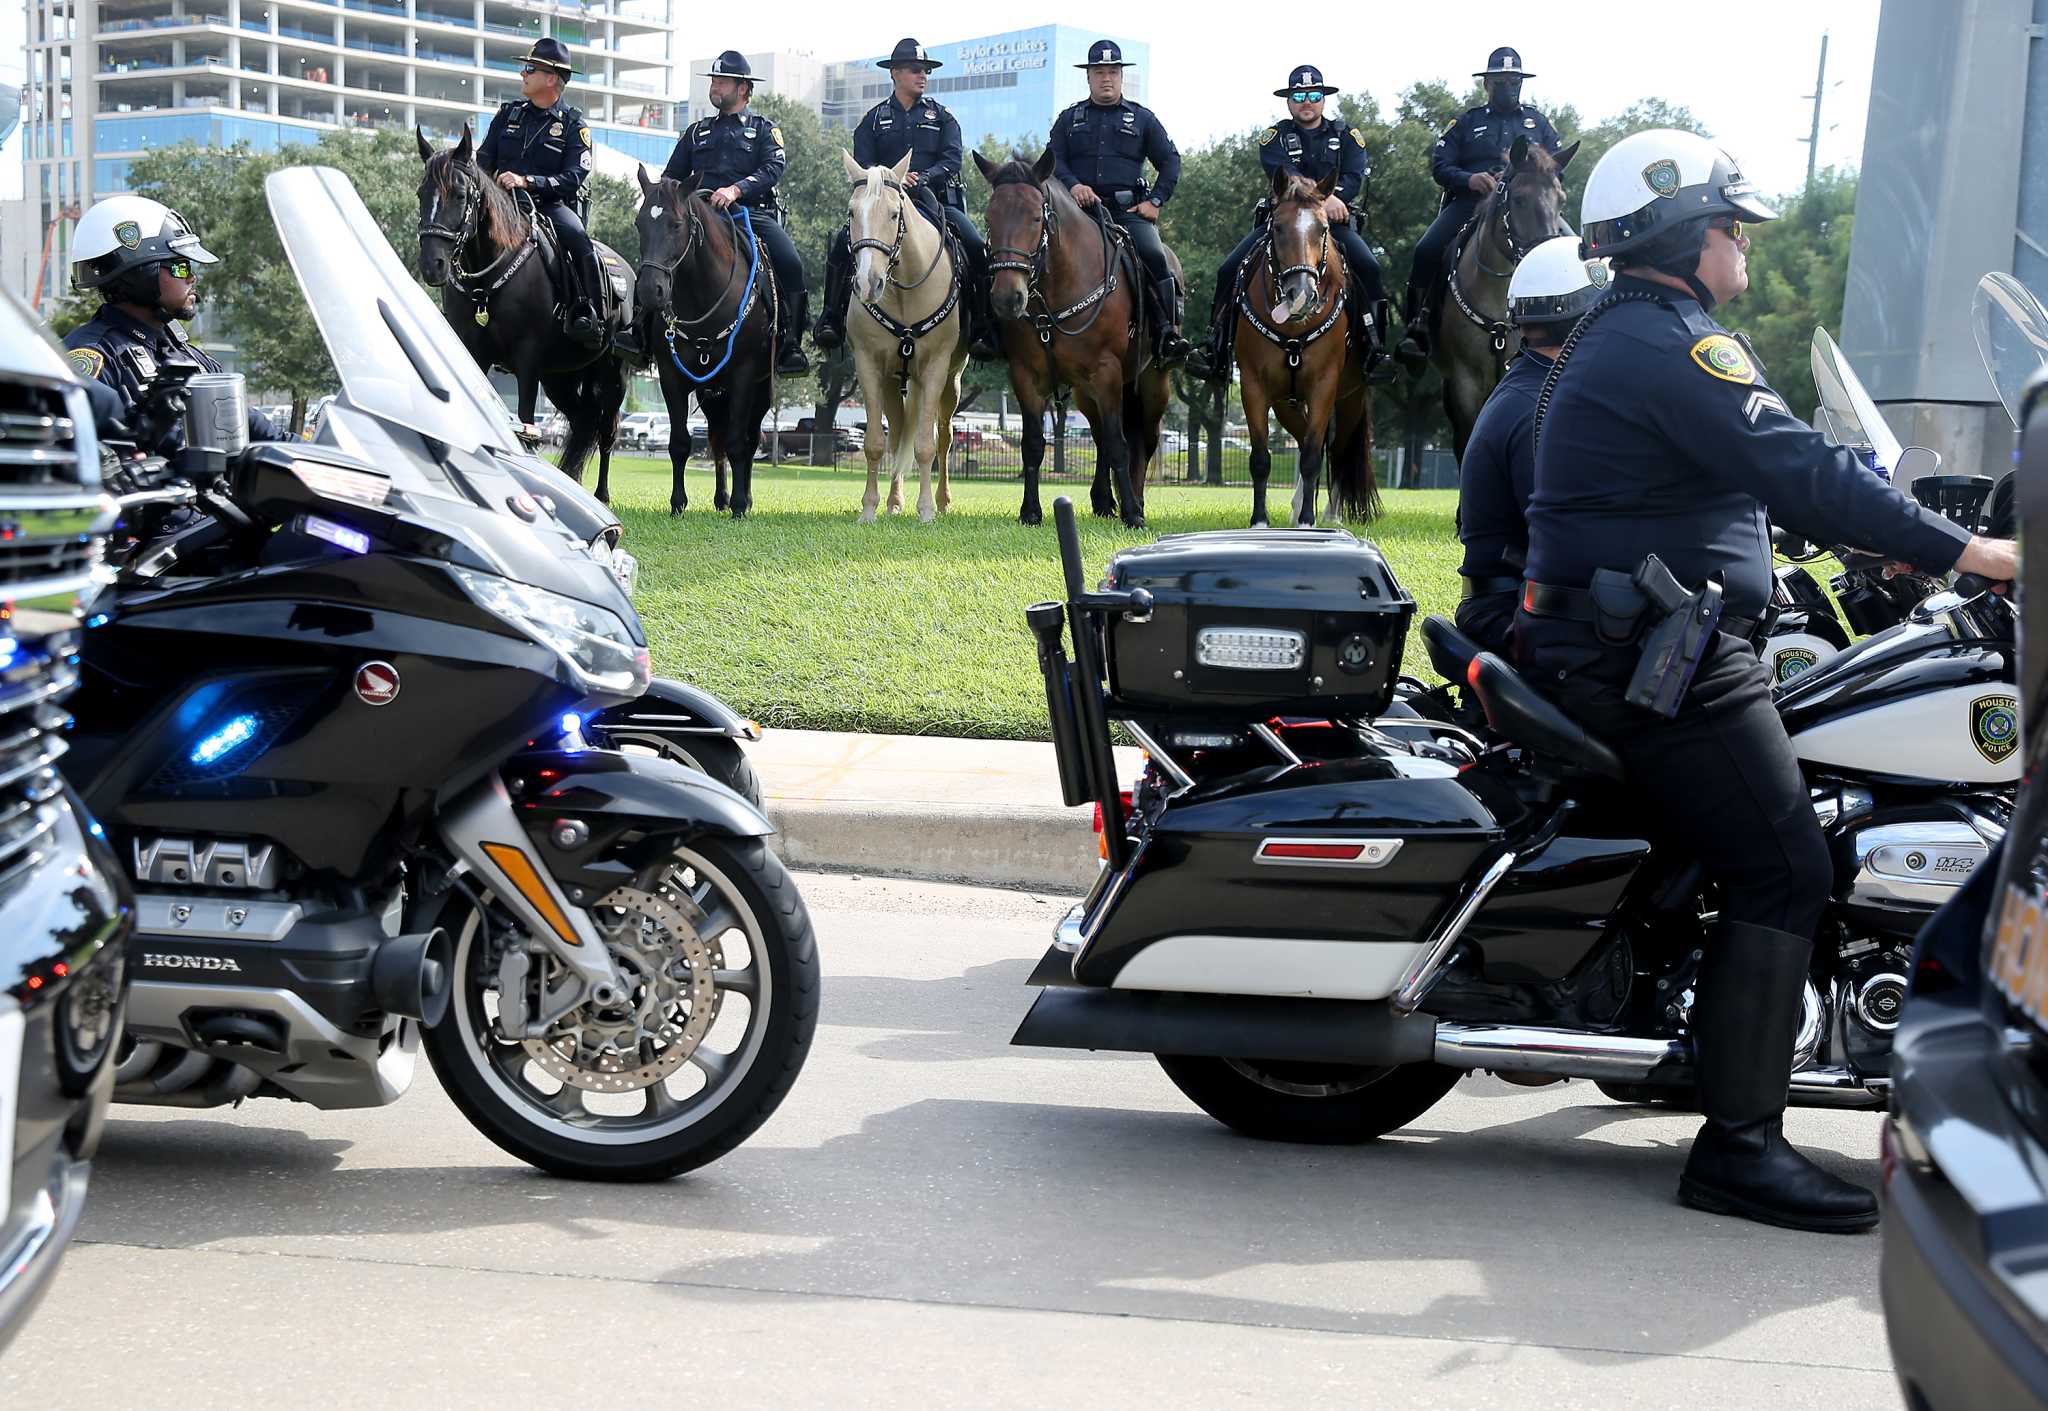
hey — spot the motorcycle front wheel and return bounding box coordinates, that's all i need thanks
[600,730,763,811]
[1155,1054,1462,1144]
[423,835,818,1181]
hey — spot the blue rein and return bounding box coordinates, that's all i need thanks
[664,204,760,385]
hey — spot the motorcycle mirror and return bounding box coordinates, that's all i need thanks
[1894,445,1943,483]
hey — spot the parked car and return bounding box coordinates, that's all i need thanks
[618,412,659,450]
[1882,281,2048,1411]
[0,287,132,1355]
[539,413,569,446]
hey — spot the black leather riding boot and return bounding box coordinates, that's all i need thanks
[1186,287,1234,385]
[966,245,1001,362]
[1153,277,1191,366]
[1679,920,1880,1233]
[813,236,849,351]
[1394,285,1431,373]
[777,280,810,377]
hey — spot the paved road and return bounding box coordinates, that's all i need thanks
[4,874,1897,1409]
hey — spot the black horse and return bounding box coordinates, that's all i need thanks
[415,124,631,502]
[634,169,778,518]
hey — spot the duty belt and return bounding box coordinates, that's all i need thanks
[1521,582,1758,641]
[1460,574,1521,600]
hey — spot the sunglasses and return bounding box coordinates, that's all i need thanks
[519,63,549,76]
[1290,91,1323,104]
[1710,216,1746,240]
[161,259,194,280]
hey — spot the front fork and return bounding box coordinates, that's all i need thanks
[436,770,628,1036]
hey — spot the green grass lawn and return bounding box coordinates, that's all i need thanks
[598,455,1464,740]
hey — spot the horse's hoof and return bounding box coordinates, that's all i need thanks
[858,510,877,525]
[1020,506,1043,526]
[1123,516,1146,532]
[918,509,935,525]
[669,504,686,517]
[1091,503,1116,519]
[1250,516,1268,529]
[714,496,729,513]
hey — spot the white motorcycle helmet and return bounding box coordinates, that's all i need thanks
[1579,129,1776,264]
[71,195,218,303]
[1507,235,1610,328]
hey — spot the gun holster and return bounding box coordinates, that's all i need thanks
[1623,554,1724,718]
[1587,569,1650,646]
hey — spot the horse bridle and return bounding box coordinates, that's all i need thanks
[987,184,1119,345]
[848,175,946,294]
[640,195,751,336]
[1264,205,1332,320]
[419,167,537,324]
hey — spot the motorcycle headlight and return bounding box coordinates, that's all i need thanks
[454,568,651,697]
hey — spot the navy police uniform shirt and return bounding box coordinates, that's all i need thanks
[1431,103,1562,196]
[853,95,965,210]
[1259,117,1367,206]
[1457,347,1552,579]
[64,304,280,454]
[1050,98,1180,209]
[661,109,786,209]
[1524,275,1971,620]
[477,98,593,203]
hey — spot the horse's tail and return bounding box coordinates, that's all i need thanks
[554,365,616,485]
[890,378,923,480]
[1330,393,1380,523]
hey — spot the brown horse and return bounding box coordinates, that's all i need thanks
[1235,168,1375,527]
[1432,136,1577,458]
[415,124,630,502]
[974,149,1172,530]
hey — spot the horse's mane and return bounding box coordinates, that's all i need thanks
[1271,170,1325,207]
[424,148,529,250]
[986,157,1042,189]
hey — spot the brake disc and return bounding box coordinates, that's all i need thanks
[522,886,722,1093]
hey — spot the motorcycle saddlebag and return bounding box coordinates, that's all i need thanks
[1102,529,1415,718]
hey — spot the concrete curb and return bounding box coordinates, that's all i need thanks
[765,798,1099,893]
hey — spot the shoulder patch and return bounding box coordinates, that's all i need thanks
[1690,334,1756,385]
[1349,127,1365,146]
[580,126,592,147]
[770,125,783,146]
[66,347,106,380]
[1260,126,1278,144]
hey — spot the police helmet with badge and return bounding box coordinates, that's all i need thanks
[1505,234,1608,333]
[1579,128,1777,307]
[72,195,219,314]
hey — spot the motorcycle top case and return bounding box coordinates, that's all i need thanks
[1102,529,1415,717]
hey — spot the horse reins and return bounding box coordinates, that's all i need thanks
[1239,202,1346,407]
[1446,176,1563,370]
[641,196,769,384]
[988,181,1131,392]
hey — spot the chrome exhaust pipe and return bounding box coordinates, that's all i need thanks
[1433,1023,1688,1082]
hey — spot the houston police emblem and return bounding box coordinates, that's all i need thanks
[114,220,142,250]
[1643,159,1681,199]
[1972,694,2019,765]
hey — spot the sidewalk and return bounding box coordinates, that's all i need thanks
[753,729,1140,892]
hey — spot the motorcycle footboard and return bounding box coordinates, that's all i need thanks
[1010,985,1437,1065]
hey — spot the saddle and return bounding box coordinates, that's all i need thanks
[522,199,635,350]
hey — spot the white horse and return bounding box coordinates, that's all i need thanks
[840,150,967,524]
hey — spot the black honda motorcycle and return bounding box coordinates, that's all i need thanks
[1016,489,2010,1141]
[65,165,815,1181]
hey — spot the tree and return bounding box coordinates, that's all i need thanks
[1727,166,1857,419]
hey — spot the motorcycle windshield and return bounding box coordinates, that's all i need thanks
[1810,326,1904,472]
[0,283,78,383]
[263,165,519,463]
[1972,271,2048,430]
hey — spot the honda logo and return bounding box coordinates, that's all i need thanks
[354,660,400,706]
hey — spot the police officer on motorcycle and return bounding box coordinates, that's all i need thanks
[64,194,281,452]
[1048,39,1191,365]
[1453,235,1608,654]
[1189,64,1389,384]
[1396,46,1565,372]
[476,38,605,348]
[815,38,998,361]
[662,50,811,376]
[1520,129,2018,1233]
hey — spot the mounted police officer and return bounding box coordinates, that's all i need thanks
[815,39,998,361]
[1048,39,1191,365]
[1519,129,2017,1233]
[1452,235,1606,654]
[1396,46,1564,372]
[64,194,280,452]
[661,50,811,376]
[477,38,604,348]
[1189,64,1387,383]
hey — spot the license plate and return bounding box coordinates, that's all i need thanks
[0,1001,21,1221]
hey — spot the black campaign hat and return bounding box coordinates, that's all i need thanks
[1076,39,1134,69]
[1275,64,1338,98]
[699,50,759,81]
[879,38,941,71]
[521,38,574,76]
[1474,46,1533,78]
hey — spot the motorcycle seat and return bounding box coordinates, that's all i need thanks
[1465,651,1626,782]
[1420,614,1481,685]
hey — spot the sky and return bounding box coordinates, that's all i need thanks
[719,0,1880,200]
